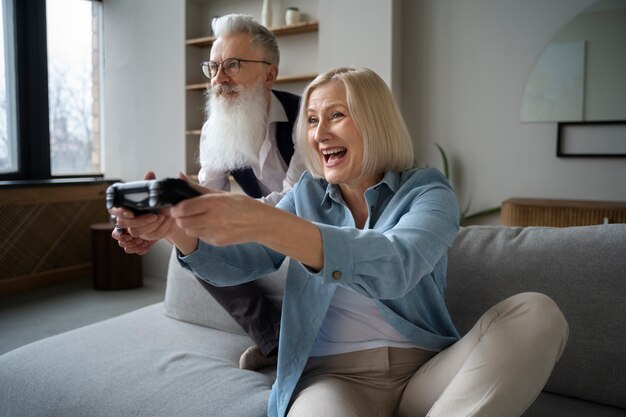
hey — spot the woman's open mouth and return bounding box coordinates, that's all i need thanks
[321,147,347,167]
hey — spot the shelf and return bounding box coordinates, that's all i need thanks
[185,21,319,48]
[275,73,318,84]
[186,83,209,91]
[186,130,202,135]
[186,73,317,91]
[272,21,319,37]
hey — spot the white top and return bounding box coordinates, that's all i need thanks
[309,286,421,357]
[198,93,306,206]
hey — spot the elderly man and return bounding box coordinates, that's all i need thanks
[111,14,305,371]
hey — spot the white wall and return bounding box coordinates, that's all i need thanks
[103,0,186,278]
[400,0,626,221]
[319,0,398,92]
[103,0,185,182]
[104,0,626,277]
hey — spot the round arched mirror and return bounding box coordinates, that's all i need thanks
[521,0,626,122]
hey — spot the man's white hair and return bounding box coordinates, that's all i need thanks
[211,14,280,65]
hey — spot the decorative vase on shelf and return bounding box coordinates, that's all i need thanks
[285,7,300,26]
[261,0,272,28]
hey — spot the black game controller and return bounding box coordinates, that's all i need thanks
[106,178,201,214]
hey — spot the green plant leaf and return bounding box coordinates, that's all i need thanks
[434,143,501,226]
[461,206,502,226]
[435,143,449,179]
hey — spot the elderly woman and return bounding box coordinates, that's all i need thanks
[115,67,568,417]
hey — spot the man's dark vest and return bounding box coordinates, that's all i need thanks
[230,90,301,198]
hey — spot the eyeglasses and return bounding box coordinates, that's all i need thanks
[201,57,272,79]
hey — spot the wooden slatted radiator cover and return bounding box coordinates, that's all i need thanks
[500,198,626,227]
[0,182,111,296]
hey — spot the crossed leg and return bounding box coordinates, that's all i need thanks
[397,292,569,417]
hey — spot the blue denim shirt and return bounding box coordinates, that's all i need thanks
[179,168,461,417]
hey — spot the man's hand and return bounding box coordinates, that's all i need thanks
[109,171,172,255]
[111,224,157,256]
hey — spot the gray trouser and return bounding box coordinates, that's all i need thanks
[196,279,280,356]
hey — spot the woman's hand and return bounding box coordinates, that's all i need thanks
[170,189,324,271]
[169,191,267,247]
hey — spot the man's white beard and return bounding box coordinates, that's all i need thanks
[199,83,268,171]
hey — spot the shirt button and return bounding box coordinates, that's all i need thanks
[332,271,342,280]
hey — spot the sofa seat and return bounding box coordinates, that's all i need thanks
[0,303,272,417]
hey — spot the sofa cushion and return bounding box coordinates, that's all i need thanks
[523,391,626,417]
[445,224,626,409]
[164,248,287,334]
[0,303,274,417]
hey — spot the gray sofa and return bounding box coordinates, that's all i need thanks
[1,225,624,417]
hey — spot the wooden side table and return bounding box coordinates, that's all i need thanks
[90,223,143,290]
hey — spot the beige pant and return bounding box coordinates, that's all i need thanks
[287,292,569,417]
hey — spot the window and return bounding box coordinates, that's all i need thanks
[0,0,102,182]
[47,0,102,176]
[0,0,17,174]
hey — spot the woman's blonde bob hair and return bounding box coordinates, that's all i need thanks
[295,67,415,179]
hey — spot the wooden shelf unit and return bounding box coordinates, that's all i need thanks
[184,20,319,91]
